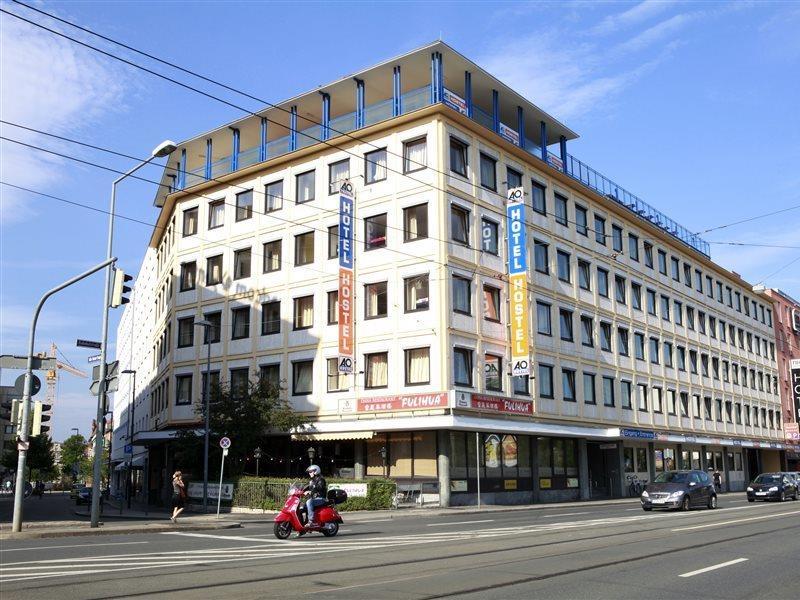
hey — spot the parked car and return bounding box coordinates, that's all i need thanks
[69,483,85,500]
[641,470,717,511]
[746,473,799,502]
[75,486,91,505]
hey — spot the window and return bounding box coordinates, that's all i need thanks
[403,137,426,173]
[327,291,338,325]
[208,200,224,229]
[716,281,723,303]
[562,369,576,402]
[513,373,529,395]
[707,276,714,298]
[292,360,313,395]
[263,240,281,273]
[557,250,571,282]
[365,213,387,250]
[638,384,648,411]
[175,374,192,405]
[453,276,471,315]
[559,309,573,341]
[364,148,387,183]
[365,281,388,319]
[647,288,657,315]
[449,137,468,176]
[481,218,499,254]
[326,358,348,392]
[621,381,632,409]
[689,350,698,374]
[323,225,338,260]
[618,327,629,356]
[177,317,194,348]
[583,373,596,404]
[578,260,591,290]
[634,332,645,360]
[231,307,250,339]
[229,368,250,400]
[674,300,683,325]
[580,315,593,347]
[698,311,706,334]
[671,257,680,281]
[233,248,251,279]
[454,348,473,386]
[293,296,313,329]
[537,301,552,335]
[365,352,388,389]
[554,193,568,226]
[661,295,670,321]
[534,240,549,273]
[451,204,470,245]
[683,263,692,286]
[709,316,717,338]
[485,354,502,391]
[615,275,626,304]
[667,390,677,415]
[506,167,522,189]
[328,159,349,195]
[603,377,615,406]
[649,337,659,364]
[294,232,314,265]
[405,347,430,385]
[612,225,623,252]
[677,346,686,370]
[183,207,198,236]
[483,285,501,322]
[265,180,283,212]
[206,255,222,285]
[594,215,606,245]
[643,242,653,268]
[653,387,663,413]
[657,249,667,274]
[180,261,196,291]
[235,190,253,221]
[686,306,695,330]
[261,301,280,334]
[203,312,221,343]
[600,322,612,351]
[628,234,640,261]
[664,342,673,367]
[575,205,588,235]
[296,170,315,204]
[404,274,429,312]
[532,181,546,214]
[680,392,689,417]
[539,364,554,398]
[403,203,427,241]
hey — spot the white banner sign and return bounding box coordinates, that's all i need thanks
[327,483,367,498]
[187,482,233,500]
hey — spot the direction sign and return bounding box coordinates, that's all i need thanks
[87,354,102,363]
[77,339,102,349]
[219,437,231,449]
[90,377,119,396]
[92,361,119,381]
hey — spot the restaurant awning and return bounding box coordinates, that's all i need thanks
[291,431,374,441]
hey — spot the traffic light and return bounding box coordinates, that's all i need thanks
[0,398,11,422]
[110,268,133,308]
[31,401,51,437]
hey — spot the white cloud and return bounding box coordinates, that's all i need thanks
[592,1,677,35]
[614,13,693,54]
[0,5,132,225]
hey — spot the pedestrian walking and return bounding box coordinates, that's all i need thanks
[713,469,723,493]
[170,471,186,523]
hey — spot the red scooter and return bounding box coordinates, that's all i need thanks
[273,482,346,539]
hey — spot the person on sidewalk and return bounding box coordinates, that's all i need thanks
[713,469,723,493]
[303,465,327,527]
[170,471,186,523]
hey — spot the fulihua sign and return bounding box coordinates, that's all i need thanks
[468,393,533,415]
[338,182,355,373]
[506,187,530,376]
[357,392,448,413]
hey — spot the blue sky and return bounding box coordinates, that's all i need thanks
[1,0,799,441]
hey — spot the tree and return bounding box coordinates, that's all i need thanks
[174,375,307,478]
[60,434,88,479]
[1,435,57,480]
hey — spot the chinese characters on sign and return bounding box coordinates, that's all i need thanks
[356,392,448,413]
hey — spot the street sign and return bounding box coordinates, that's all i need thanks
[253,447,262,459]
[219,437,231,449]
[14,374,41,396]
[124,444,133,454]
[90,378,119,395]
[92,361,119,381]
[87,354,102,363]
[90,361,120,395]
[76,339,102,349]
[0,355,57,370]
[17,440,29,451]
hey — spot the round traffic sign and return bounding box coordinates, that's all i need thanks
[219,437,231,449]
[253,447,262,459]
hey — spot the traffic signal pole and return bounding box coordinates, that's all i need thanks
[11,257,117,532]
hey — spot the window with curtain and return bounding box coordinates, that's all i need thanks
[294,232,314,265]
[615,276,626,304]
[292,360,313,395]
[180,261,196,291]
[580,315,593,347]
[618,327,629,356]
[326,358,348,392]
[365,352,388,388]
[231,307,250,339]
[600,322,612,351]
[404,274,429,312]
[513,374,529,395]
[206,255,223,285]
[452,276,471,315]
[554,193,568,226]
[578,260,591,290]
[481,218,498,254]
[559,309,573,341]
[403,138,426,173]
[621,381,632,409]
[449,137,468,177]
[175,374,192,405]
[177,317,194,348]
[536,301,551,335]
[538,364,553,398]
[327,225,339,259]
[637,383,648,411]
[405,347,430,385]
[531,181,546,214]
[365,148,387,183]
[562,369,576,401]
[203,312,221,343]
[603,376,615,406]
[506,167,522,189]
[183,207,198,236]
[583,373,596,404]
[235,190,253,221]
[483,285,500,322]
[534,240,549,273]
[327,291,338,325]
[328,159,350,194]
[479,153,496,190]
[263,240,281,273]
[403,203,428,241]
[208,200,224,229]
[365,213,387,250]
[296,170,315,204]
[594,215,606,245]
[293,296,313,329]
[265,180,283,212]
[454,348,472,386]
[365,281,388,318]
[631,282,642,309]
[230,368,249,400]
[261,301,280,335]
[233,248,251,279]
[259,364,280,388]
[612,225,623,252]
[575,205,588,235]
[451,205,470,245]
[628,233,639,261]
[557,250,570,282]
[485,354,502,391]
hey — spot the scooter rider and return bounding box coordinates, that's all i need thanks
[303,465,327,527]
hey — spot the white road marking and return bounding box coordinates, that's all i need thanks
[679,557,748,577]
[304,572,437,594]
[427,519,494,527]
[159,532,278,542]
[672,509,800,532]
[540,512,590,518]
[1,541,149,553]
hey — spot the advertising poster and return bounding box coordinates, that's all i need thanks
[506,187,530,376]
[484,434,501,468]
[502,435,518,468]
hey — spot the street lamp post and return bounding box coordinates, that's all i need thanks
[253,447,262,477]
[194,319,214,513]
[307,446,316,466]
[90,139,177,528]
[379,446,388,479]
[121,369,136,509]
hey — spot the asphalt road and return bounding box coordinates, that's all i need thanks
[2,495,799,599]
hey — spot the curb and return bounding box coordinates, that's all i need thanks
[0,521,242,541]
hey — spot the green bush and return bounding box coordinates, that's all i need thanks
[234,477,396,511]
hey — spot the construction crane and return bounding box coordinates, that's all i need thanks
[37,343,87,438]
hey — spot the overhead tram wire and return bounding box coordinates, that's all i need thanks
[0,7,620,248]
[695,203,800,235]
